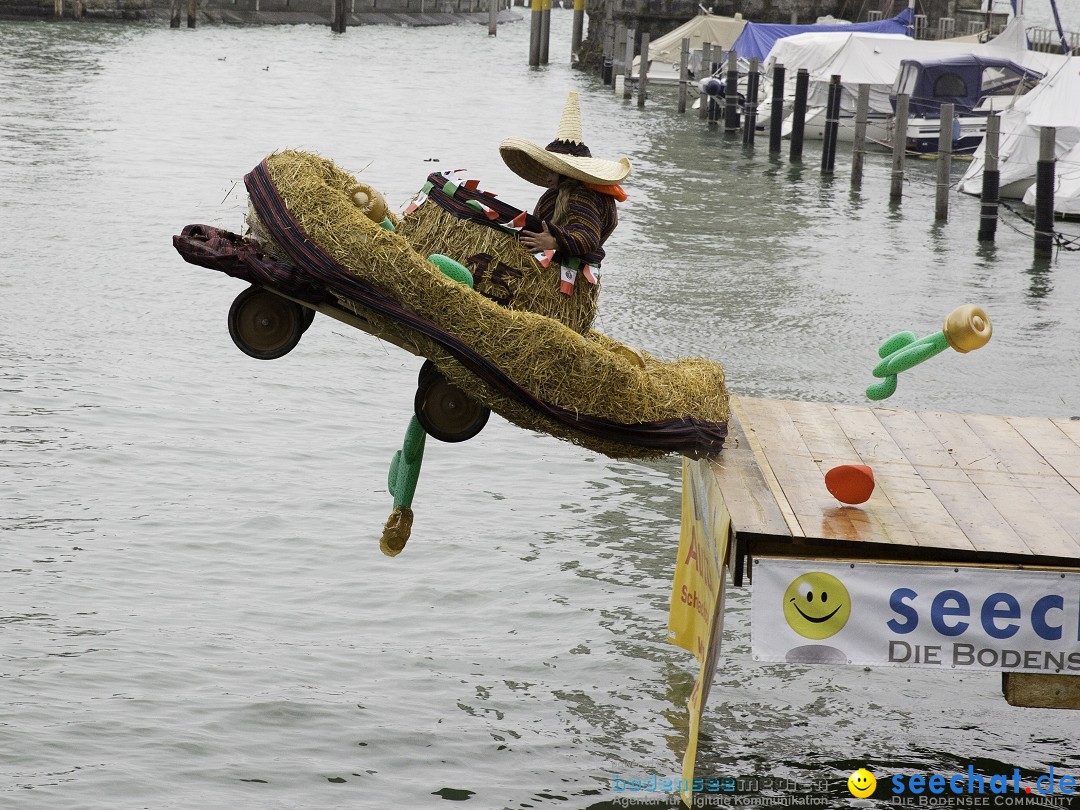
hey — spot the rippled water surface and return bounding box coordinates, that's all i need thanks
[2,9,1080,810]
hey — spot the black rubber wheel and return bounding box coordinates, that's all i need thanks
[299,305,316,334]
[414,366,490,443]
[227,286,304,360]
[417,359,440,387]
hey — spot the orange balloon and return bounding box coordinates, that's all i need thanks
[825,464,875,505]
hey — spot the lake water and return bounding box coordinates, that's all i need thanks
[2,8,1080,810]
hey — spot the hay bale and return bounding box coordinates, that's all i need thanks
[250,150,729,459]
[395,198,599,335]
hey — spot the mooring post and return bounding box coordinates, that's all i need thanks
[978,114,1001,243]
[743,57,759,145]
[623,27,635,100]
[790,68,809,162]
[935,102,955,221]
[699,42,712,121]
[529,0,541,66]
[569,0,583,52]
[769,62,785,155]
[54,0,62,17]
[1034,126,1057,258]
[678,37,690,113]
[187,0,197,27]
[539,0,551,65]
[170,0,181,26]
[610,23,624,90]
[724,49,740,133]
[637,32,650,108]
[851,83,869,189]
[821,74,841,174]
[890,93,910,200]
[490,0,499,37]
[708,58,721,126]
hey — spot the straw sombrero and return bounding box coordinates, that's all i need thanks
[500,92,632,188]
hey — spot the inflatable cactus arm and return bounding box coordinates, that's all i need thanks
[866,305,992,401]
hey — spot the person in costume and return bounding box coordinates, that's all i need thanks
[499,92,631,291]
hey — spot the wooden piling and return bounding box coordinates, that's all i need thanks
[187,0,196,27]
[821,74,841,174]
[637,32,650,108]
[623,28,635,101]
[978,114,1001,243]
[890,93,910,200]
[53,0,61,17]
[539,0,551,65]
[935,103,954,221]
[678,37,690,113]
[570,0,584,53]
[490,0,499,37]
[724,50,740,133]
[529,0,541,66]
[170,0,181,26]
[707,59,721,127]
[1034,126,1057,258]
[743,57,759,146]
[768,63,785,155]
[699,42,712,121]
[851,84,869,189]
[789,68,809,162]
[331,0,347,33]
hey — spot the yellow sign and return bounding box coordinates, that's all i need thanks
[668,457,730,807]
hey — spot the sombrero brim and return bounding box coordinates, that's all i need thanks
[500,137,631,188]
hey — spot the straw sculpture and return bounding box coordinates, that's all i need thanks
[248,150,729,460]
[394,196,600,335]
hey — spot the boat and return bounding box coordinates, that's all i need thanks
[889,54,1045,153]
[630,10,748,83]
[959,55,1080,205]
[171,151,731,463]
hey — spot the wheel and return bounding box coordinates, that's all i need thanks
[227,286,304,360]
[299,305,316,333]
[414,365,490,443]
[417,359,439,387]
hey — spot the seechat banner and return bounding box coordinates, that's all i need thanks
[752,558,1080,675]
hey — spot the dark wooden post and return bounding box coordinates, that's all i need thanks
[1034,126,1057,258]
[623,27,634,100]
[571,0,585,53]
[187,0,197,27]
[170,0,181,27]
[851,83,870,188]
[790,68,809,162]
[699,42,712,121]
[724,50,740,133]
[769,62,785,155]
[743,57,759,145]
[935,103,955,220]
[821,74,841,174]
[490,0,499,37]
[637,32,650,108]
[528,0,541,66]
[891,93,910,200]
[678,37,690,113]
[978,114,1001,242]
[539,0,550,65]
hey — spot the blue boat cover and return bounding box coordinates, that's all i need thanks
[892,55,1045,116]
[730,8,914,61]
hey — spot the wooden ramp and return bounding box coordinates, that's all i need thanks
[715,396,1080,586]
[711,396,1080,708]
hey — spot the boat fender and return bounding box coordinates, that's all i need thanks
[428,254,475,288]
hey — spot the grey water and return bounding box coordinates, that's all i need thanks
[2,8,1080,810]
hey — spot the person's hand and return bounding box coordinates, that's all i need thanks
[519,221,557,253]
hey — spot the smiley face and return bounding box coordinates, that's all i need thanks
[848,768,876,798]
[782,572,851,640]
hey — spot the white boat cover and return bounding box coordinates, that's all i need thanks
[631,12,748,79]
[956,56,1080,209]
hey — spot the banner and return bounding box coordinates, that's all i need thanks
[753,558,1080,675]
[668,457,730,807]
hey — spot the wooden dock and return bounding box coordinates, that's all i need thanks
[704,396,1080,709]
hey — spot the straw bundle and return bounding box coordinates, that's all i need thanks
[394,201,599,335]
[252,150,729,459]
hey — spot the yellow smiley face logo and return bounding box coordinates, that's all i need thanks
[782,572,851,640]
[848,768,876,798]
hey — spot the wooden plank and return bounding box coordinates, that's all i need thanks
[875,409,1031,556]
[963,413,1080,558]
[1002,673,1080,710]
[736,397,867,542]
[918,411,1080,559]
[708,412,791,542]
[783,400,920,547]
[829,404,975,551]
[729,397,803,537]
[1008,415,1080,485]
